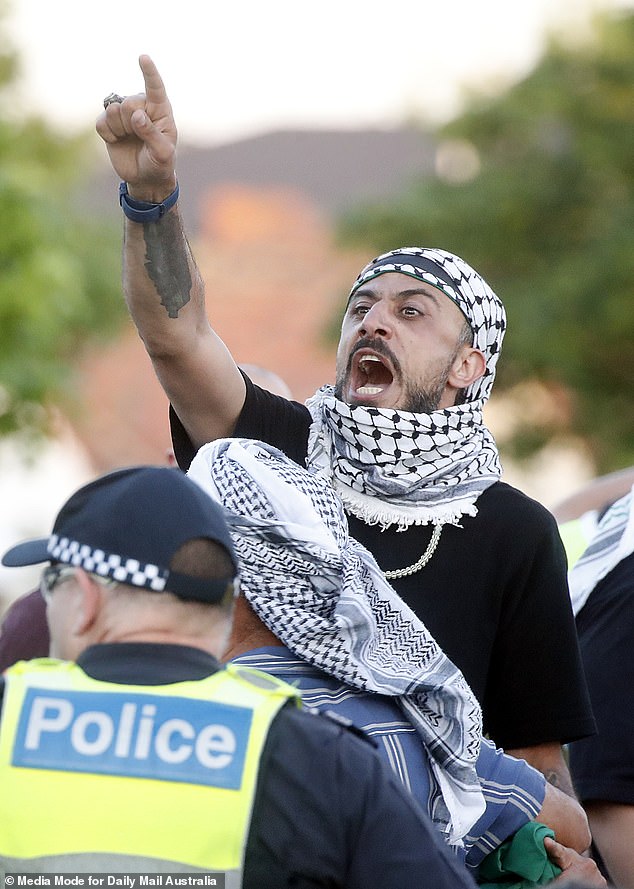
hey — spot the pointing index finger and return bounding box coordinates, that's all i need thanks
[138,53,168,105]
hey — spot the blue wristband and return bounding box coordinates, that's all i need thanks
[119,181,179,223]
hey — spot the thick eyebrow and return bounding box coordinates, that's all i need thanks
[349,285,442,307]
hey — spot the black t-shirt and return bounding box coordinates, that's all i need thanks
[569,552,634,805]
[170,381,595,749]
[0,643,476,889]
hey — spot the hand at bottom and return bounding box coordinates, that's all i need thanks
[544,836,608,887]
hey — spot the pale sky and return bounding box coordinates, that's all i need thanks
[6,0,633,146]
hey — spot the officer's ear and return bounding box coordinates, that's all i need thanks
[71,568,102,637]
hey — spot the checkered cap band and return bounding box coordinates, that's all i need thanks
[47,534,168,592]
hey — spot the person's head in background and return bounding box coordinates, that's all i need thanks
[165,363,292,467]
[239,364,293,399]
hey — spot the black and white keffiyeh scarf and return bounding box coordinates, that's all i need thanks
[568,485,634,616]
[306,247,506,528]
[188,437,485,845]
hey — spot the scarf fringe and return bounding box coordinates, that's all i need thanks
[334,482,478,531]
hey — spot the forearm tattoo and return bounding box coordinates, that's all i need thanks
[142,212,193,318]
[545,768,577,799]
[545,769,563,788]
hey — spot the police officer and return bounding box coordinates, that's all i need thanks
[0,465,477,889]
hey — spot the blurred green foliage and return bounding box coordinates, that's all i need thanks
[0,7,124,442]
[338,11,634,473]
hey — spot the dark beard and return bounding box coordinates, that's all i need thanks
[401,373,448,413]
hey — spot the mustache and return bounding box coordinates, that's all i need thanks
[346,337,402,377]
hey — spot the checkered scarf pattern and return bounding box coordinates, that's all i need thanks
[306,247,506,528]
[188,438,485,844]
[568,485,634,616]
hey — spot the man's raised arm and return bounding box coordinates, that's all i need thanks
[95,54,246,447]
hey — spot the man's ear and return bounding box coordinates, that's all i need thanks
[448,346,486,391]
[71,569,102,638]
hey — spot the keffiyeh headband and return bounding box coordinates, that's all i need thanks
[568,485,634,616]
[188,437,484,844]
[306,247,506,528]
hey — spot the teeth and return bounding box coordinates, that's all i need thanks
[359,355,382,365]
[356,386,383,395]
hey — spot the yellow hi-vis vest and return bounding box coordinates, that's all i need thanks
[0,657,300,884]
[558,510,600,570]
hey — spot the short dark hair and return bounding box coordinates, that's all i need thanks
[169,538,236,606]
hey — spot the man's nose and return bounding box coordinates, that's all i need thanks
[359,302,392,338]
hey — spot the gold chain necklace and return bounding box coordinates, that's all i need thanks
[383,524,443,580]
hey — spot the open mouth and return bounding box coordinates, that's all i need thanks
[350,351,395,398]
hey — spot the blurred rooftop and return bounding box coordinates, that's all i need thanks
[80,126,436,235]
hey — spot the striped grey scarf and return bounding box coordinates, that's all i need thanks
[306,247,506,528]
[568,486,634,616]
[188,437,484,845]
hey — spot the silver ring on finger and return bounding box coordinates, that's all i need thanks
[103,92,125,109]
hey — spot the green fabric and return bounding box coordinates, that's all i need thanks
[477,822,562,888]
